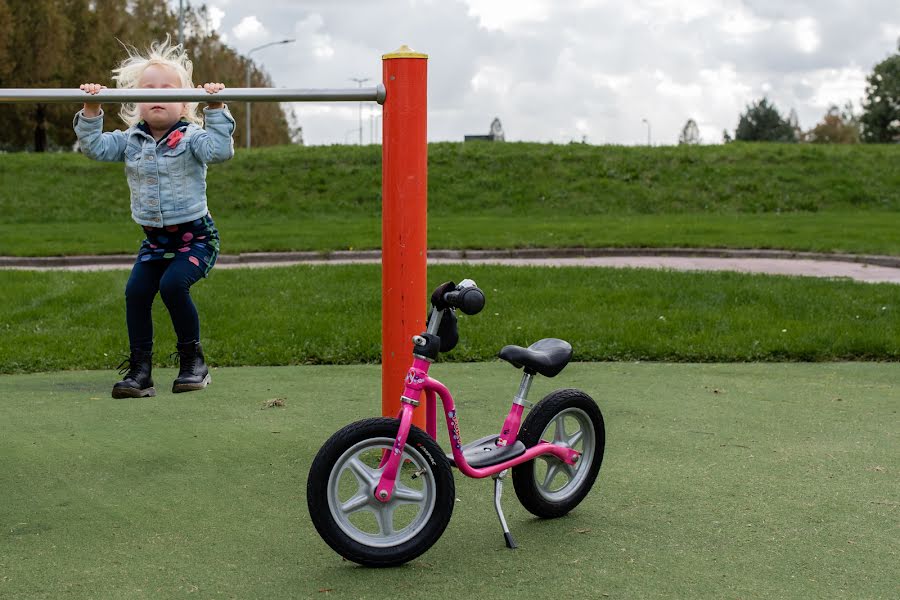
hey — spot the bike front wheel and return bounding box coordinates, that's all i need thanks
[512,388,605,518]
[307,417,455,567]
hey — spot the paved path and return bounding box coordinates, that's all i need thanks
[429,256,900,284]
[2,248,900,284]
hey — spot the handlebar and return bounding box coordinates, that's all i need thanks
[431,279,486,315]
[444,288,485,315]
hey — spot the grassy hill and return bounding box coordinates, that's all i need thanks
[1,142,899,256]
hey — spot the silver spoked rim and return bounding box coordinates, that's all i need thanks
[534,407,595,502]
[326,437,436,548]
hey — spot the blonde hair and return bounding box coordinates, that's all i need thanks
[112,36,202,127]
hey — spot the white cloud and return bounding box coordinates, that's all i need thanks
[201,0,897,145]
[462,0,551,31]
[294,13,335,59]
[592,73,631,92]
[882,23,900,45]
[655,71,703,100]
[232,16,266,41]
[206,5,225,31]
[623,0,719,25]
[719,6,771,37]
[807,67,868,108]
[698,64,752,105]
[792,17,820,54]
[469,64,513,95]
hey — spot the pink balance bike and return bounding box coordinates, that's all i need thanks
[307,279,605,567]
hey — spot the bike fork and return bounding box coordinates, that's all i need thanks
[493,469,517,549]
[375,402,415,502]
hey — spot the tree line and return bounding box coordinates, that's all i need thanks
[684,41,900,145]
[0,0,299,151]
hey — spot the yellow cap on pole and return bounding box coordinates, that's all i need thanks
[382,45,429,60]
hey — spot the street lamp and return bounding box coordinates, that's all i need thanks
[350,77,369,145]
[245,38,295,149]
[641,118,651,146]
[370,111,382,145]
[177,0,184,45]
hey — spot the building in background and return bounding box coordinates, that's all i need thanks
[465,117,505,142]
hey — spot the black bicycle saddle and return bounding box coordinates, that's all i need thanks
[498,338,572,378]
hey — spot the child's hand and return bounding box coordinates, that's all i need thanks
[80,83,106,117]
[199,83,226,109]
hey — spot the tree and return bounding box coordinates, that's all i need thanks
[734,98,797,142]
[0,0,294,151]
[787,108,802,142]
[286,107,305,145]
[0,0,13,83]
[860,43,900,143]
[127,0,179,49]
[0,0,72,151]
[806,103,861,144]
[678,118,700,145]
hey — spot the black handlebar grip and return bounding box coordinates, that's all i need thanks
[430,281,457,310]
[444,287,485,315]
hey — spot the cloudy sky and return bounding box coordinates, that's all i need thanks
[191,0,899,146]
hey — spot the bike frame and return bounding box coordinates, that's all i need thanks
[374,311,581,502]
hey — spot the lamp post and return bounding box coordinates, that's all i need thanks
[178,0,184,45]
[245,39,295,149]
[370,111,381,144]
[350,77,369,145]
[642,117,651,146]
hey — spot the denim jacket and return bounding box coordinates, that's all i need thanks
[73,107,235,227]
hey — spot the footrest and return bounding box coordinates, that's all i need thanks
[446,434,527,469]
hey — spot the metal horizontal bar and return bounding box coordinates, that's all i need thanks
[0,84,386,105]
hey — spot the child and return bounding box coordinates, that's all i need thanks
[74,38,234,398]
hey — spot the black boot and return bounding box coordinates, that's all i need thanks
[172,341,210,393]
[112,349,155,399]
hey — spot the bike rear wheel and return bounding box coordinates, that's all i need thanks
[512,389,605,518]
[307,417,455,567]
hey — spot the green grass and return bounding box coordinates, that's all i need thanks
[6,212,900,257]
[1,362,896,598]
[1,264,898,374]
[1,142,899,256]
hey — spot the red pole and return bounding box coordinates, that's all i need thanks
[381,46,428,428]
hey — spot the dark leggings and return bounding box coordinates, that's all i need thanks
[125,259,205,351]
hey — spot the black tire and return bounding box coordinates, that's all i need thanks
[307,417,455,567]
[512,389,605,518]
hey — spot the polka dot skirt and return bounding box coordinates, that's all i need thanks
[137,213,220,276]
